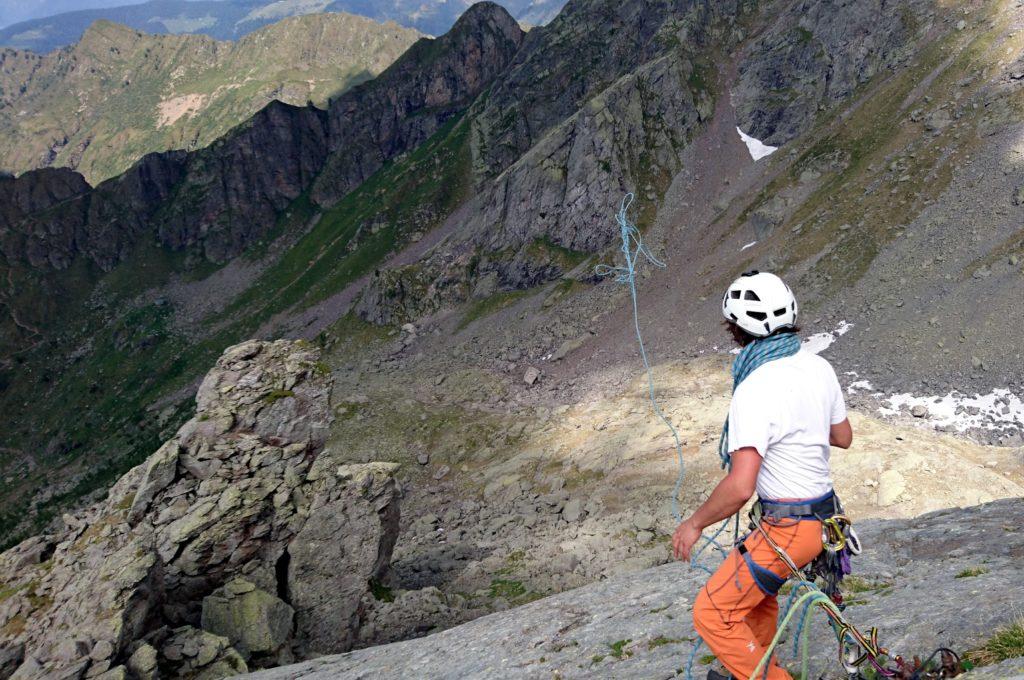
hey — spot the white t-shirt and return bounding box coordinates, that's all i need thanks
[727,349,847,501]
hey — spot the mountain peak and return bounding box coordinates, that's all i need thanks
[451,1,521,33]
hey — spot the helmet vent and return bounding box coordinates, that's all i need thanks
[743,290,760,301]
[730,290,741,299]
[747,311,767,321]
[773,308,787,317]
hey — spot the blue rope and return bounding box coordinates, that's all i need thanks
[594,193,685,520]
[595,194,735,680]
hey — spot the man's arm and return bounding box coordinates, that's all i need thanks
[829,418,853,449]
[672,448,761,560]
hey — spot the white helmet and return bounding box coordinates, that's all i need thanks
[721,270,798,337]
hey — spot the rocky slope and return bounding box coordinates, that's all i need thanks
[245,498,1024,679]
[0,339,404,679]
[0,0,566,53]
[0,14,422,183]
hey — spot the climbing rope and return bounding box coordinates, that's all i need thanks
[595,194,738,680]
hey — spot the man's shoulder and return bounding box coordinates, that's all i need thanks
[739,350,835,388]
[794,349,839,376]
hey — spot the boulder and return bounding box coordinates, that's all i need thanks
[288,462,401,655]
[201,579,294,659]
[159,627,247,679]
[125,643,158,680]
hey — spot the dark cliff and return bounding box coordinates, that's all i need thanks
[312,2,526,206]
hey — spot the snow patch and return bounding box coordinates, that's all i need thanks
[877,389,1024,433]
[741,241,757,251]
[847,379,879,394]
[802,321,853,355]
[736,127,778,161]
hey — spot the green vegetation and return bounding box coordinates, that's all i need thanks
[0,583,25,602]
[648,636,685,650]
[368,578,395,603]
[955,566,989,579]
[527,236,590,271]
[966,617,1024,666]
[699,653,716,665]
[263,389,295,404]
[458,289,532,330]
[687,61,712,95]
[608,639,633,659]
[488,579,527,599]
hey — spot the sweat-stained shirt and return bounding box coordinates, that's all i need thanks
[726,349,847,501]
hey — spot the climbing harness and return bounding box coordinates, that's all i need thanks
[595,194,963,680]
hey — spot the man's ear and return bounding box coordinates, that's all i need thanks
[729,447,762,497]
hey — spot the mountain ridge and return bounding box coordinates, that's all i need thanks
[0,12,423,183]
[0,0,567,54]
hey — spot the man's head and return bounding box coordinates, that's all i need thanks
[721,271,798,345]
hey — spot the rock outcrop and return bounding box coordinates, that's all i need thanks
[0,340,402,679]
[246,499,1024,679]
[733,0,931,144]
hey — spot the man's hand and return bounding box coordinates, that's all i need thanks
[671,448,762,562]
[672,519,702,561]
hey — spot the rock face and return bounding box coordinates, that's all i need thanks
[733,0,930,144]
[246,499,1024,679]
[0,340,402,679]
[350,0,936,325]
[310,2,526,206]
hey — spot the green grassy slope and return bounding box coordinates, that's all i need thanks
[0,13,420,183]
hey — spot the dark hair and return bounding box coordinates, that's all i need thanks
[723,320,801,348]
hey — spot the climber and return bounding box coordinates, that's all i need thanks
[671,271,853,680]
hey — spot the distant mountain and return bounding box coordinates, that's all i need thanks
[0,0,149,31]
[0,0,566,52]
[0,12,421,182]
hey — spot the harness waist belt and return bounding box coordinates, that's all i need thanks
[757,490,840,520]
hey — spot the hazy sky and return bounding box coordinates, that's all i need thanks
[0,0,176,29]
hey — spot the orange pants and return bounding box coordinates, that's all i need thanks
[693,519,823,680]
